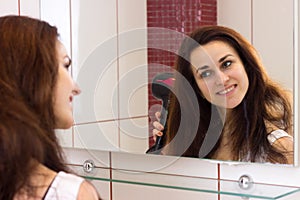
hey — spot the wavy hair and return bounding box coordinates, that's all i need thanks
[0,15,69,199]
[164,25,292,163]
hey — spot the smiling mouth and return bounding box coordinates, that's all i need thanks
[217,85,236,95]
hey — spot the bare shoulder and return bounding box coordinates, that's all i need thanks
[77,180,100,200]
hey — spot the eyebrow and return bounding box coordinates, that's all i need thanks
[196,65,209,72]
[196,54,234,72]
[218,54,233,63]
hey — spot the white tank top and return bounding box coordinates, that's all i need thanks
[43,171,84,200]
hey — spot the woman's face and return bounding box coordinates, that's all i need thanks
[53,41,81,129]
[190,40,249,109]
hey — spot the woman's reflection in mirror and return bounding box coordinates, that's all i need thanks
[152,25,293,164]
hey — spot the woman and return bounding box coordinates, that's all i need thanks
[152,25,293,164]
[0,15,100,199]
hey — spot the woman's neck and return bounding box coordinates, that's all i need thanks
[216,107,233,123]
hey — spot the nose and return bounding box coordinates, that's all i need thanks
[72,82,81,95]
[215,70,229,85]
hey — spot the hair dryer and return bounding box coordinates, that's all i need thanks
[146,72,175,154]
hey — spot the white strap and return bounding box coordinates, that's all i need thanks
[267,130,292,145]
[43,171,84,200]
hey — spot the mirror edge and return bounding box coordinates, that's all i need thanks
[295,0,299,166]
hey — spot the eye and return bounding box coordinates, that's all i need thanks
[64,63,70,69]
[222,60,232,68]
[199,70,213,78]
[63,57,72,70]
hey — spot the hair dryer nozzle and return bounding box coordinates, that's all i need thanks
[151,72,175,101]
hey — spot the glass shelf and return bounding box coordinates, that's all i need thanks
[84,173,300,200]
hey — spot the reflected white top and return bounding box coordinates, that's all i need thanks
[267,129,293,145]
[240,129,293,162]
[43,171,84,200]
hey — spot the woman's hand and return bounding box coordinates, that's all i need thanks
[152,111,165,142]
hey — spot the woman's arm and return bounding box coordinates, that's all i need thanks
[77,180,101,200]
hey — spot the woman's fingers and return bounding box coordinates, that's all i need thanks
[152,128,163,142]
[152,120,164,142]
[155,111,161,121]
[153,121,164,131]
[151,111,165,142]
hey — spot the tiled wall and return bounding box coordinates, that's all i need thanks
[69,0,149,154]
[218,0,294,91]
[1,0,300,199]
[147,0,217,146]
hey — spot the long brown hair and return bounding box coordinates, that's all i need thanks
[164,25,292,163]
[0,15,69,199]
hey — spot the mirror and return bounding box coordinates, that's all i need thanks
[40,0,297,165]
